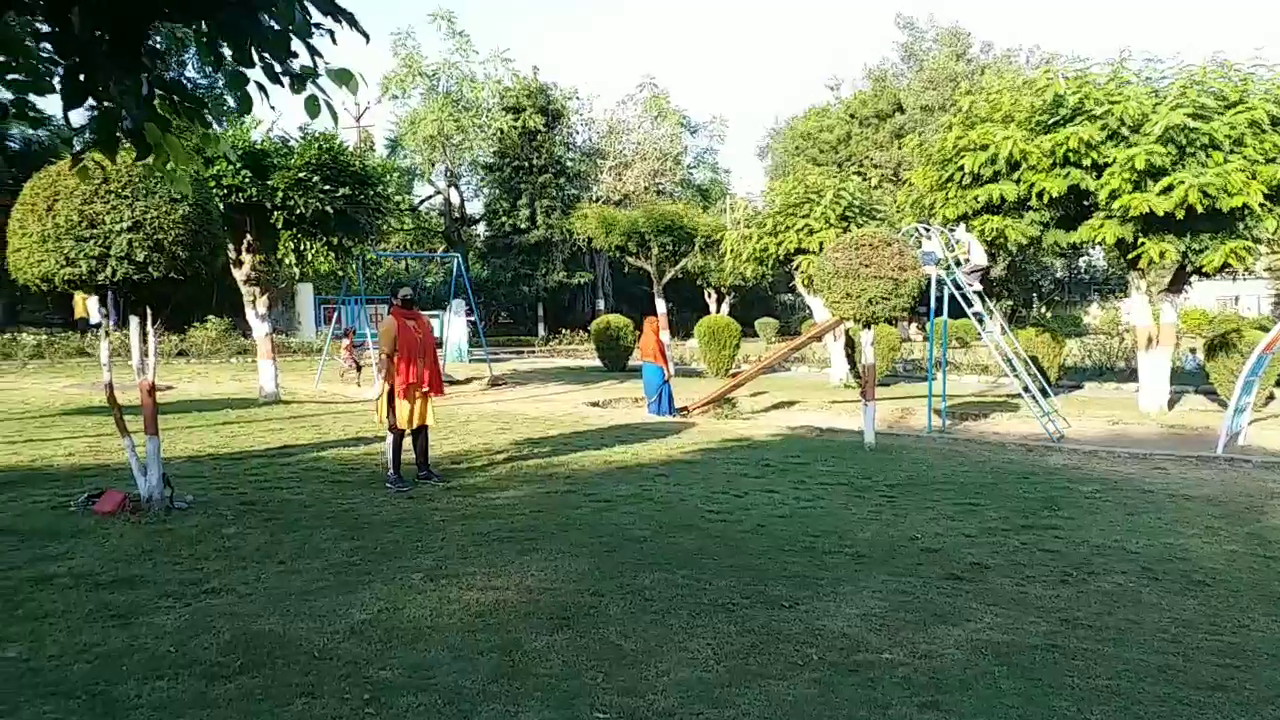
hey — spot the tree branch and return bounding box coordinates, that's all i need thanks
[623,255,655,274]
[661,253,696,286]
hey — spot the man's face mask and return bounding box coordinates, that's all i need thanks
[396,294,416,310]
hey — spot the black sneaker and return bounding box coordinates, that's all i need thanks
[385,474,412,492]
[417,468,446,486]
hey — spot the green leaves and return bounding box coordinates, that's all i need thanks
[304,94,322,121]
[813,229,924,327]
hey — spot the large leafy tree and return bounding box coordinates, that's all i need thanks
[201,124,396,401]
[725,165,879,384]
[2,1,366,175]
[7,154,221,506]
[572,202,723,344]
[477,73,594,336]
[908,58,1280,413]
[814,229,924,447]
[380,9,513,261]
[587,78,729,314]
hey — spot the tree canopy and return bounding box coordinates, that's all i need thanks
[813,229,925,327]
[572,202,723,293]
[7,154,221,299]
[907,58,1280,290]
[3,1,366,174]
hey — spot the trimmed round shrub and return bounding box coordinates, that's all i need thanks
[754,316,781,344]
[589,314,638,372]
[694,314,742,378]
[799,318,816,335]
[1209,311,1248,339]
[1206,329,1280,408]
[929,317,980,354]
[1014,327,1067,385]
[1179,307,1213,338]
[853,323,902,384]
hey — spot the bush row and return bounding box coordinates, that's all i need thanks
[0,316,326,363]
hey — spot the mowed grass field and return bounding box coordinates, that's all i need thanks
[2,360,1280,719]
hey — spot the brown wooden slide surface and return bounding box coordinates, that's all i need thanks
[679,316,844,415]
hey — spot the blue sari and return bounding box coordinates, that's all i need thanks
[642,361,676,416]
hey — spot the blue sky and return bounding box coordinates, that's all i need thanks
[259,0,1280,194]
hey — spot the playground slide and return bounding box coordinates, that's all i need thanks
[680,316,845,415]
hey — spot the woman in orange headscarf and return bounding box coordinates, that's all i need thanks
[638,316,676,416]
[376,286,446,492]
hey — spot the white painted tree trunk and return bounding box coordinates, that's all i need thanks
[1127,283,1177,415]
[229,232,281,402]
[100,317,165,507]
[719,293,734,317]
[795,279,850,386]
[536,300,547,339]
[654,288,674,375]
[859,326,876,449]
[703,288,720,315]
[128,314,144,381]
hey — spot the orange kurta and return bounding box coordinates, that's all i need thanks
[375,315,436,428]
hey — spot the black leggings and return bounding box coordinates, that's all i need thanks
[385,387,430,478]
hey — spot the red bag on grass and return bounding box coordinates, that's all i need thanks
[92,489,130,516]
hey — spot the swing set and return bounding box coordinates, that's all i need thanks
[311,251,496,390]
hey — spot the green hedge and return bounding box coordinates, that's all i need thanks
[1179,308,1213,338]
[1206,329,1280,408]
[754,317,781,345]
[853,323,902,385]
[1015,327,1067,385]
[589,314,638,372]
[0,320,330,363]
[799,318,816,335]
[929,317,979,356]
[695,314,743,378]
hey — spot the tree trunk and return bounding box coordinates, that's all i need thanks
[228,231,281,402]
[593,251,612,316]
[719,292,735,317]
[795,278,850,386]
[653,282,674,374]
[1127,274,1177,415]
[100,311,165,508]
[537,300,547,339]
[859,325,876,449]
[703,288,720,315]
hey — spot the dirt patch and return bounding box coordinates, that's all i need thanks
[584,397,645,410]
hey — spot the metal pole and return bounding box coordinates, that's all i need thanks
[926,269,938,433]
[457,254,495,378]
[312,276,347,389]
[441,256,460,377]
[356,256,380,386]
[941,284,951,432]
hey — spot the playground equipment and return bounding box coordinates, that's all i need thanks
[907,224,1069,443]
[1214,320,1280,454]
[679,317,844,415]
[312,252,496,390]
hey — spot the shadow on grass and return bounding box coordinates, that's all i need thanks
[3,421,1277,720]
[51,396,359,418]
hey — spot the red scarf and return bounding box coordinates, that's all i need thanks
[637,316,668,367]
[389,305,444,399]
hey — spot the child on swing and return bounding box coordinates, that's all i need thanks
[339,326,363,387]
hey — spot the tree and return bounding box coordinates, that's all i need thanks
[478,73,595,337]
[813,229,924,447]
[201,124,396,401]
[588,78,729,314]
[759,15,1037,222]
[2,1,366,176]
[572,202,723,350]
[6,154,221,506]
[907,58,1280,413]
[690,195,768,316]
[724,164,880,385]
[380,9,513,261]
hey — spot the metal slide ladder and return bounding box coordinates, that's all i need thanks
[915,224,1070,443]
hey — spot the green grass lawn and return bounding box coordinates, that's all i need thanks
[3,361,1280,719]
